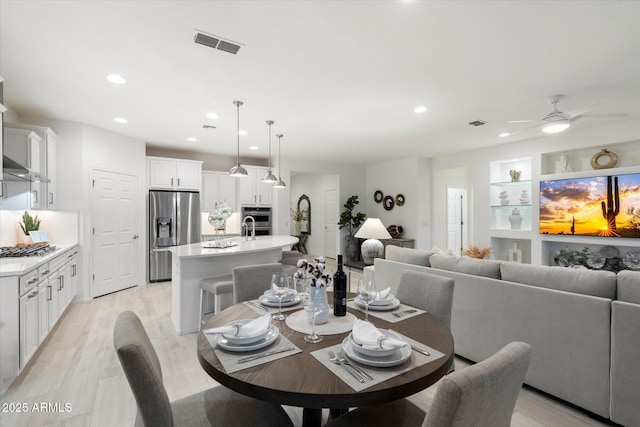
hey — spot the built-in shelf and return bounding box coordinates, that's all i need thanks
[490,158,532,232]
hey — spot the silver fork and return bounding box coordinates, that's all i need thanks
[337,351,373,380]
[392,309,418,318]
[328,351,365,383]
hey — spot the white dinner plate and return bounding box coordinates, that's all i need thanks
[341,335,411,367]
[369,294,395,306]
[354,297,400,311]
[215,325,280,352]
[259,294,302,307]
[348,329,406,358]
[221,319,270,345]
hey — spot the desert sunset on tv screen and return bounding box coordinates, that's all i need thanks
[539,173,640,238]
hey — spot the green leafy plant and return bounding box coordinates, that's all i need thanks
[554,246,590,267]
[290,208,307,222]
[337,195,366,235]
[19,211,41,236]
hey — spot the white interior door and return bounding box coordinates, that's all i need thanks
[324,189,337,259]
[92,169,140,297]
[447,187,467,255]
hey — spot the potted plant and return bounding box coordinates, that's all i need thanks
[337,195,366,262]
[290,208,307,235]
[18,211,41,245]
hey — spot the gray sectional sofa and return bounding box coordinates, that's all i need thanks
[363,245,640,426]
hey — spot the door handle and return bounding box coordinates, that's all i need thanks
[133,235,139,239]
[152,247,170,252]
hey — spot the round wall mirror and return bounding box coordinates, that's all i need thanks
[297,194,311,235]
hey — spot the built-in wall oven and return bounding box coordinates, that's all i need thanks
[241,206,272,236]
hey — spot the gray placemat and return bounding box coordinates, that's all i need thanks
[205,331,301,374]
[310,332,445,391]
[347,301,425,323]
[244,298,303,315]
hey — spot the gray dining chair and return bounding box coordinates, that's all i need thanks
[325,341,532,427]
[114,311,293,427]
[232,263,285,303]
[396,269,455,330]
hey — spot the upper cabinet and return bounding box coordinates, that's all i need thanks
[238,166,272,206]
[202,171,236,212]
[4,127,42,209]
[147,157,202,191]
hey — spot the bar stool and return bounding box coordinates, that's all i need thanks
[199,274,233,328]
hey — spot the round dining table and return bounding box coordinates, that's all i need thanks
[197,299,454,427]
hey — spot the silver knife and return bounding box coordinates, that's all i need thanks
[237,347,296,363]
[246,301,269,312]
[410,345,431,357]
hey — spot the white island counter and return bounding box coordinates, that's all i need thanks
[168,235,298,334]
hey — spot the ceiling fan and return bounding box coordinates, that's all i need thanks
[504,95,627,136]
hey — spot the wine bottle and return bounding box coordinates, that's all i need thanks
[333,254,347,316]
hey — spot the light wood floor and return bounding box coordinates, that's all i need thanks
[0,266,611,426]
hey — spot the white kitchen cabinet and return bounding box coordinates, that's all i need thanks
[147,157,202,191]
[202,171,236,212]
[239,166,272,206]
[4,127,42,209]
[37,280,51,344]
[19,283,39,369]
[0,276,19,395]
[40,128,57,209]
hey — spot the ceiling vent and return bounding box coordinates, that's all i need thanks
[202,125,216,129]
[468,120,488,127]
[194,30,242,55]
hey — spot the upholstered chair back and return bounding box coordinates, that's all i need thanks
[232,263,285,303]
[396,269,455,329]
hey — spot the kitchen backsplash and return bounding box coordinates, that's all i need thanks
[0,210,79,246]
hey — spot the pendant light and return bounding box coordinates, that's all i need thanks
[229,100,248,177]
[273,133,287,189]
[262,120,278,183]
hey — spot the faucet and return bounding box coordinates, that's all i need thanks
[242,216,256,241]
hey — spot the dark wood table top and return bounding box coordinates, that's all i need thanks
[197,298,454,413]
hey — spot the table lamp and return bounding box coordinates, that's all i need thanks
[354,218,392,264]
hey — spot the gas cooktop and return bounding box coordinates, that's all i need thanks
[0,244,58,258]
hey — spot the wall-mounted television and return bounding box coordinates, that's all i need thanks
[540,172,640,238]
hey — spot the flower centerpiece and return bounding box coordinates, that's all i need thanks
[304,257,331,324]
[208,201,233,235]
[290,208,307,235]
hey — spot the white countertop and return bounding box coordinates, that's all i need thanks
[169,235,298,259]
[0,243,78,277]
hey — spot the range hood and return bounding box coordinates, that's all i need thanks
[2,155,49,182]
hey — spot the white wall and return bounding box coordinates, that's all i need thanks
[364,157,432,250]
[429,118,640,262]
[17,115,147,300]
[290,172,339,256]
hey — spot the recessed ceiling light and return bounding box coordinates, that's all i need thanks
[499,132,510,138]
[238,130,247,136]
[414,105,427,113]
[187,137,197,142]
[249,146,258,151]
[107,74,126,84]
[114,117,128,123]
[206,112,219,119]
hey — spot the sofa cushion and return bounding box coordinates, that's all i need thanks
[385,245,432,267]
[429,254,502,279]
[500,262,616,299]
[616,270,640,304]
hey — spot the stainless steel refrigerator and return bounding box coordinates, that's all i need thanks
[148,190,201,282]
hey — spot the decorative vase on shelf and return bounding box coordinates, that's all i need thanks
[345,235,358,262]
[509,208,523,230]
[519,190,530,205]
[306,286,329,325]
[295,222,302,235]
[560,154,572,172]
[499,191,509,206]
[509,170,521,182]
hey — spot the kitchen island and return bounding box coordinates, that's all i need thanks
[168,235,298,334]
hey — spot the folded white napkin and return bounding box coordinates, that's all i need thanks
[203,314,271,338]
[351,319,406,350]
[372,287,391,301]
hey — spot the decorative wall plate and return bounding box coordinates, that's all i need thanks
[383,195,394,210]
[590,149,618,170]
[374,190,383,203]
[395,194,405,206]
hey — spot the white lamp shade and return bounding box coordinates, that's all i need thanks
[354,218,392,240]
